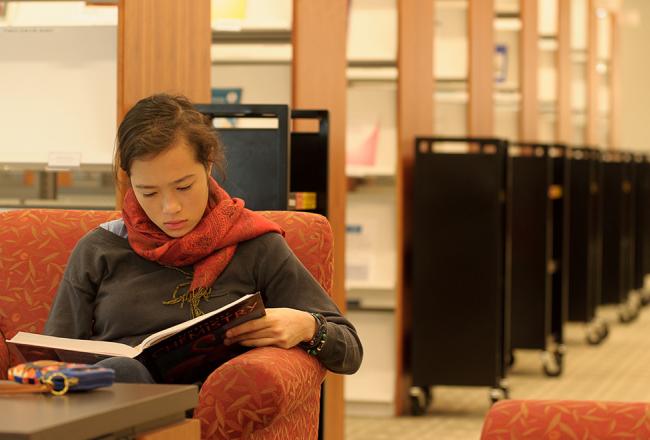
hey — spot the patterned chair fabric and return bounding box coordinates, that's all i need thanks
[481,399,650,439]
[0,209,331,440]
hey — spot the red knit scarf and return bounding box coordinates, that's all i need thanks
[122,177,283,292]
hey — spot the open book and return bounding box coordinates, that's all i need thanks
[7,292,265,384]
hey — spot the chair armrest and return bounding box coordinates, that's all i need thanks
[195,346,325,440]
[481,399,650,439]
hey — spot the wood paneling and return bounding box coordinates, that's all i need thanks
[556,0,572,144]
[292,2,347,439]
[520,0,539,141]
[468,0,494,136]
[116,0,211,205]
[118,0,211,120]
[609,13,620,149]
[396,0,434,417]
[586,0,599,145]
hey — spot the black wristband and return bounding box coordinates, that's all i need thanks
[299,312,328,356]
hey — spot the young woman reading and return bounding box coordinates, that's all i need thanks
[44,93,362,383]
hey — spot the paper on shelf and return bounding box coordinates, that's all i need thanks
[346,122,379,167]
[345,193,397,290]
[48,152,81,169]
[346,84,397,177]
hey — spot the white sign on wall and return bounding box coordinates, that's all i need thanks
[0,26,117,165]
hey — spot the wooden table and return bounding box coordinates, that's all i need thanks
[0,382,199,440]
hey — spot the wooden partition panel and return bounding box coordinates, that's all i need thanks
[116,0,211,204]
[609,13,620,149]
[586,0,599,145]
[556,0,572,143]
[468,0,494,136]
[292,2,347,439]
[520,0,539,141]
[396,0,434,416]
[118,0,211,120]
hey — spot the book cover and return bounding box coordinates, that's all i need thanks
[8,292,265,384]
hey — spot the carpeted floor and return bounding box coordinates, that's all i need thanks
[346,304,650,439]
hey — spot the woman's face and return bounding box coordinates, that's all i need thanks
[129,138,211,238]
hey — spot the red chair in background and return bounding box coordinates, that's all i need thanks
[481,399,650,439]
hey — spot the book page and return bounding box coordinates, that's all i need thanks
[8,332,139,358]
[137,292,257,350]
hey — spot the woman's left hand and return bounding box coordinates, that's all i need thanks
[224,308,316,349]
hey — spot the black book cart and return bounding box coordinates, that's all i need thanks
[601,152,641,323]
[551,145,571,369]
[508,143,569,377]
[411,137,511,413]
[634,155,650,303]
[290,110,329,217]
[567,148,608,344]
[195,103,290,211]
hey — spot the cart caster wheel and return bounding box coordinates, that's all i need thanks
[599,321,609,340]
[619,299,641,323]
[641,290,650,306]
[586,321,607,345]
[618,313,627,324]
[542,350,563,377]
[629,292,642,318]
[409,386,432,416]
[586,326,600,345]
[489,387,508,405]
[619,306,633,324]
[631,299,642,321]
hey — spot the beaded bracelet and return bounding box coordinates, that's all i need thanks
[300,312,328,356]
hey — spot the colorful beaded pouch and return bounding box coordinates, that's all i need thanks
[5,360,115,396]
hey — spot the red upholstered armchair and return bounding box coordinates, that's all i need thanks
[0,209,330,440]
[481,399,650,439]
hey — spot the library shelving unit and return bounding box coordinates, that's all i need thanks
[210,0,292,105]
[570,0,589,145]
[344,0,400,417]
[538,2,560,144]
[434,0,469,137]
[494,0,523,142]
[0,1,217,210]
[0,1,120,209]
[593,4,614,148]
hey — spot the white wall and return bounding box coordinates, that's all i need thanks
[620,0,650,151]
[0,26,117,165]
[0,2,117,165]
